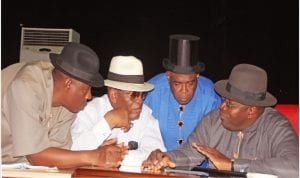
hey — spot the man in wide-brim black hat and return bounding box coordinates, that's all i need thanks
[2,42,128,169]
[144,34,221,151]
[142,64,298,178]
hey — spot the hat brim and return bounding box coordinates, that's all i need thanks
[50,53,104,88]
[215,80,277,107]
[162,58,205,74]
[104,80,154,92]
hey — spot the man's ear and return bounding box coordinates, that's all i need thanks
[107,88,118,104]
[64,78,72,89]
[166,71,171,81]
[247,106,260,120]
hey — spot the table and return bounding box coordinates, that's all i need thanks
[2,167,197,178]
[3,166,248,178]
[73,167,197,178]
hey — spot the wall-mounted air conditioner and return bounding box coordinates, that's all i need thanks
[19,27,80,62]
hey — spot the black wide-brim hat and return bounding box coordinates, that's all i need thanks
[50,42,104,88]
[163,34,205,74]
[215,64,277,106]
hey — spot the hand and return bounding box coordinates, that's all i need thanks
[104,108,131,132]
[192,142,231,170]
[100,138,129,158]
[91,138,128,168]
[141,149,176,172]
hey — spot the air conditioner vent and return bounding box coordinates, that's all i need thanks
[19,27,80,62]
[23,29,71,46]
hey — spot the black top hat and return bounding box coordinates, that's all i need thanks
[50,42,104,87]
[163,34,205,74]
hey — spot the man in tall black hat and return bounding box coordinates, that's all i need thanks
[144,34,221,151]
[142,64,298,178]
[2,42,129,168]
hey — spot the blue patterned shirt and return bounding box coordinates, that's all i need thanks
[144,73,221,151]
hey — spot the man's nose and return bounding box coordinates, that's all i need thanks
[85,89,92,100]
[181,84,188,93]
[220,101,228,111]
[134,96,144,104]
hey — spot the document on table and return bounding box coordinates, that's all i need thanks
[2,163,72,178]
[2,162,58,170]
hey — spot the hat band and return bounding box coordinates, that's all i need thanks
[107,72,144,84]
[58,60,94,81]
[226,83,266,101]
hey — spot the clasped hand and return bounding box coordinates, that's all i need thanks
[92,138,128,168]
[141,149,176,172]
[141,143,232,172]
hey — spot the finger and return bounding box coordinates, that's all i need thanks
[168,161,176,168]
[148,161,157,171]
[141,159,150,169]
[117,161,122,167]
[149,153,158,163]
[196,145,215,155]
[159,156,176,168]
[192,142,199,148]
[154,164,162,171]
[121,145,129,155]
[192,142,207,150]
[165,157,176,168]
[154,150,165,162]
[192,143,207,153]
[192,144,203,152]
[101,138,117,146]
[116,142,124,148]
[141,160,147,170]
[144,159,156,170]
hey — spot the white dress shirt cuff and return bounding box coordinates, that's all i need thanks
[92,118,112,140]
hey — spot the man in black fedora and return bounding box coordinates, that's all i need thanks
[142,64,299,178]
[144,34,221,151]
[2,42,128,168]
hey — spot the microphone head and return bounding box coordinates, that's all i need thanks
[128,141,138,150]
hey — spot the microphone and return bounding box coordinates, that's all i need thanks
[128,141,138,150]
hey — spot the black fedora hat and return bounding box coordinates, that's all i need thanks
[163,34,205,74]
[50,42,104,88]
[215,64,277,106]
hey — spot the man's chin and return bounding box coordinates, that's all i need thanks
[221,122,238,131]
[67,104,86,113]
[178,100,191,105]
[130,114,141,120]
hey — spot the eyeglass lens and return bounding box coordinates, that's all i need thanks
[130,91,146,100]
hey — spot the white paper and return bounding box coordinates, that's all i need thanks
[2,163,58,171]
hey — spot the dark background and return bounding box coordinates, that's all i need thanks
[2,0,299,103]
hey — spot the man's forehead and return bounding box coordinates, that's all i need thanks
[168,72,198,81]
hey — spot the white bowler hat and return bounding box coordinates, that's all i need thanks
[104,56,154,92]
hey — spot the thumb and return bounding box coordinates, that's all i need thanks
[168,161,176,168]
[101,138,117,146]
[162,156,176,168]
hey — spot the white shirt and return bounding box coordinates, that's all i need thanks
[71,94,166,168]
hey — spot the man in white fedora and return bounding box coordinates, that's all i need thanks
[71,56,166,170]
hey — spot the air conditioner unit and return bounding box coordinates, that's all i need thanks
[19,27,80,62]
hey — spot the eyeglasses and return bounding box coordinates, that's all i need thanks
[120,90,146,100]
[130,91,146,100]
[222,98,242,109]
